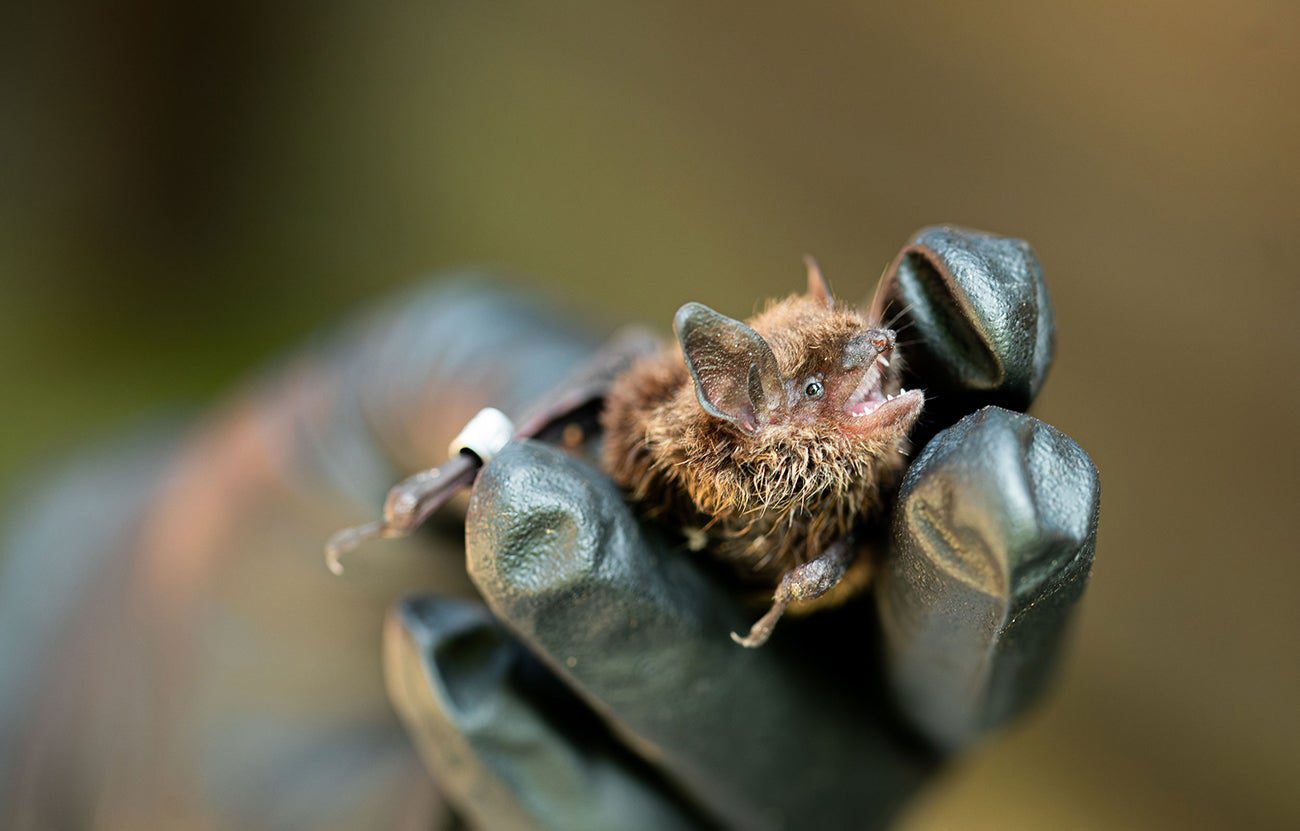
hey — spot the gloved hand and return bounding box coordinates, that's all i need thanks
[383,228,1100,830]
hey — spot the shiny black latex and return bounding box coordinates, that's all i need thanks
[387,228,1099,830]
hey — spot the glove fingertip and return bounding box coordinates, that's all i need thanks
[879,407,1099,747]
[466,440,642,614]
[875,226,1054,432]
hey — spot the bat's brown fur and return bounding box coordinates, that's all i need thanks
[601,292,919,607]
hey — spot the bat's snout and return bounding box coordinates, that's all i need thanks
[841,328,896,370]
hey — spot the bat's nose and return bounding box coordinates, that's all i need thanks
[869,328,896,353]
[842,328,895,369]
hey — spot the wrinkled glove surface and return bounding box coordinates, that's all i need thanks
[386,228,1100,830]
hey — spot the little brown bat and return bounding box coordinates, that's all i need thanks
[327,259,924,647]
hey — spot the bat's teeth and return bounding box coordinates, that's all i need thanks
[879,356,890,368]
[850,401,875,418]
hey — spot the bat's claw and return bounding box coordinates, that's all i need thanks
[730,628,770,649]
[324,452,484,577]
[730,597,789,648]
[325,520,388,575]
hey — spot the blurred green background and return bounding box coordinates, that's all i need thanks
[2,2,1296,828]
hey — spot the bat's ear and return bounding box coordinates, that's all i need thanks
[804,255,834,307]
[674,302,784,432]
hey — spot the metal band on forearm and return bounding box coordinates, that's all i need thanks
[449,407,516,464]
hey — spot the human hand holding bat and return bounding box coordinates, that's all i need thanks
[377,227,1099,829]
[0,227,1096,830]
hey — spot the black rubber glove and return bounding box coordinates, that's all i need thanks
[384,228,1100,830]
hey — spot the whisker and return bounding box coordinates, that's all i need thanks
[883,301,917,330]
[874,295,900,326]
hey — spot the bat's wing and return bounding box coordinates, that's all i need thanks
[326,326,661,574]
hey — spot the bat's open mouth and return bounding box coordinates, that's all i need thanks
[844,357,891,417]
[843,355,924,429]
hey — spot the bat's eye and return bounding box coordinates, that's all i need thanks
[804,379,825,399]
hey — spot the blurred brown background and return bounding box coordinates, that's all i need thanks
[2,2,1297,828]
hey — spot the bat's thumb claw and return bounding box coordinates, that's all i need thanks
[324,519,387,575]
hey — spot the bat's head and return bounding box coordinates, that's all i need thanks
[671,259,924,511]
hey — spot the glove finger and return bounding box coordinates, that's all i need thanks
[875,406,1099,749]
[466,441,936,831]
[870,226,1054,435]
[384,596,707,831]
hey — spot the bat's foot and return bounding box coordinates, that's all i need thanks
[730,536,856,648]
[730,598,789,648]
